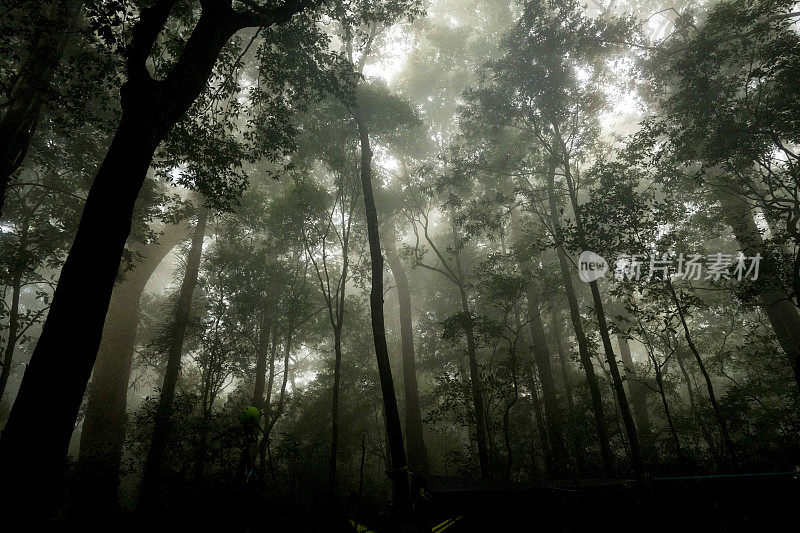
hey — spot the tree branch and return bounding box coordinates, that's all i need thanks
[233,0,313,31]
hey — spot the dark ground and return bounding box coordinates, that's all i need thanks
[84,472,799,532]
[419,473,799,532]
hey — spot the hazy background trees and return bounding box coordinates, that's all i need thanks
[1,0,799,528]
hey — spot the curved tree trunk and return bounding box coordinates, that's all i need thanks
[384,225,430,476]
[653,358,683,463]
[574,223,644,477]
[545,164,614,475]
[353,107,409,511]
[673,343,719,459]
[0,1,309,515]
[245,304,272,478]
[714,179,800,395]
[667,280,735,460]
[137,208,207,519]
[246,305,272,478]
[269,327,293,434]
[73,222,188,522]
[674,345,698,409]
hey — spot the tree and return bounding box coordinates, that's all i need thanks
[73,220,189,522]
[512,214,571,475]
[645,0,800,393]
[0,0,83,216]
[137,206,208,519]
[0,0,321,514]
[0,170,83,404]
[332,0,425,507]
[384,221,430,476]
[459,0,643,475]
[295,154,361,492]
[355,106,410,507]
[408,204,491,479]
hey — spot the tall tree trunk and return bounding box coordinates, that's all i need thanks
[327,196,350,494]
[353,107,409,511]
[674,345,698,409]
[674,343,719,458]
[0,267,23,405]
[518,256,569,475]
[0,0,79,217]
[452,231,491,480]
[265,327,279,428]
[258,329,278,474]
[0,217,28,403]
[0,0,306,513]
[458,356,480,467]
[549,306,585,471]
[545,163,613,475]
[653,358,683,463]
[616,333,652,455]
[358,433,366,500]
[73,222,187,522]
[272,327,293,434]
[258,326,292,477]
[137,208,207,518]
[714,178,800,393]
[252,306,272,408]
[384,224,430,476]
[502,338,519,480]
[243,294,272,481]
[522,343,552,475]
[329,326,343,492]
[194,355,216,480]
[667,281,735,460]
[556,129,644,477]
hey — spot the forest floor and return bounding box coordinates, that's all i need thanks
[88,472,798,532]
[422,473,799,532]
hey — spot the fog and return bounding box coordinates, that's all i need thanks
[1,0,799,531]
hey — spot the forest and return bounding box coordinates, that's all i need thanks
[1,0,799,530]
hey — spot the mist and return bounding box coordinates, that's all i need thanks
[1,0,799,531]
